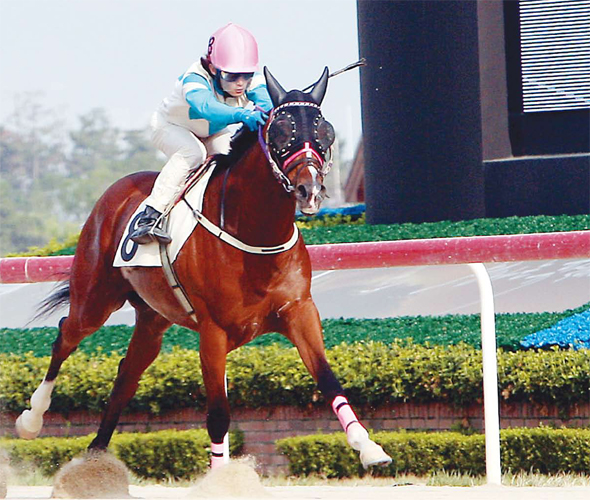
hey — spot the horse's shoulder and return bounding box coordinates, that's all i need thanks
[98,171,158,205]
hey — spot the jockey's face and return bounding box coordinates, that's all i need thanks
[219,72,253,97]
[211,65,253,98]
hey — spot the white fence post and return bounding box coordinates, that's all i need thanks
[468,263,502,485]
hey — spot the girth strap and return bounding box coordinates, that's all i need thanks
[158,217,199,325]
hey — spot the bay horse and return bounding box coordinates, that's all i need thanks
[16,68,392,473]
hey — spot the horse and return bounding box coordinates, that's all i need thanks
[15,67,392,475]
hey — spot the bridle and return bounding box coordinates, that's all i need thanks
[258,102,334,193]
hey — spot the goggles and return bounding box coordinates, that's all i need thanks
[219,70,255,83]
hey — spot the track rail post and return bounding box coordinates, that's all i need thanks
[468,263,502,485]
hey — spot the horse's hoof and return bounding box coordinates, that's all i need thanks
[52,450,131,499]
[15,411,42,440]
[359,440,392,469]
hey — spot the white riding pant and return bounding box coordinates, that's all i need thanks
[145,110,236,213]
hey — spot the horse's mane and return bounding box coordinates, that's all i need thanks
[212,127,259,175]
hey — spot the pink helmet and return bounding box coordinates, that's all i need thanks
[207,23,259,73]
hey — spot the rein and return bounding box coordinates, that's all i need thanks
[258,125,294,192]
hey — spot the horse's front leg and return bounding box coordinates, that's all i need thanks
[281,299,392,469]
[200,322,230,469]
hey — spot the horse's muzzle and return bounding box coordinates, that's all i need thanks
[295,169,327,215]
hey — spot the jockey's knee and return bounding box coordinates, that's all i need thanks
[175,144,206,169]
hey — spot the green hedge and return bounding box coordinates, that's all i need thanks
[276,427,590,478]
[1,429,243,479]
[1,343,588,415]
[2,303,588,357]
[6,214,588,257]
[299,214,589,245]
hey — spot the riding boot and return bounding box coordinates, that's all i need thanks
[129,205,172,245]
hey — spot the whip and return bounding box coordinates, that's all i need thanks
[302,58,366,92]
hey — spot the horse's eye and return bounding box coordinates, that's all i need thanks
[269,115,295,152]
[316,119,335,151]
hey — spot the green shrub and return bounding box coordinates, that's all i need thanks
[1,344,588,416]
[276,432,359,478]
[277,427,590,478]
[2,303,588,357]
[5,234,80,258]
[497,347,590,413]
[501,427,590,475]
[296,212,366,229]
[2,434,93,476]
[1,429,243,479]
[299,214,590,245]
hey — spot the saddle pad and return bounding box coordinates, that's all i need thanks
[113,163,217,268]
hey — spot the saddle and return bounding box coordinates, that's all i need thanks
[113,159,216,269]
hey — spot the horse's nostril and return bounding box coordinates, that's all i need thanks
[297,185,307,198]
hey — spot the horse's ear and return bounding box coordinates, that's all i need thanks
[309,66,329,105]
[264,67,287,107]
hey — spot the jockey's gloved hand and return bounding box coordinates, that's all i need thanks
[237,109,268,131]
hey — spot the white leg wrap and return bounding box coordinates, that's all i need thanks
[331,395,392,468]
[210,441,225,470]
[30,380,55,413]
[332,396,369,451]
[346,422,370,451]
[16,379,55,439]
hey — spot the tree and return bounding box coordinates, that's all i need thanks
[60,109,160,221]
[0,97,161,255]
[0,94,69,255]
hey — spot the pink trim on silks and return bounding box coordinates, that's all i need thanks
[282,142,323,171]
[210,441,225,469]
[331,395,362,432]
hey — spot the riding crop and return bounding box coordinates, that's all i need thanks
[301,58,366,92]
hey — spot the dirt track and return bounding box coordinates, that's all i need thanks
[5,485,590,500]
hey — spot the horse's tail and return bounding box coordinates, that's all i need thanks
[33,280,71,322]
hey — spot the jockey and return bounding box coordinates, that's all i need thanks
[131,23,273,244]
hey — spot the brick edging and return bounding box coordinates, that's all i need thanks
[2,401,588,472]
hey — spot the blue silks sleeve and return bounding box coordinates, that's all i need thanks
[246,83,273,113]
[183,74,243,134]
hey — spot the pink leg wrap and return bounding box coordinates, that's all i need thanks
[210,441,225,469]
[332,395,363,432]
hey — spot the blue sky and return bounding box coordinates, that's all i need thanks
[0,0,362,158]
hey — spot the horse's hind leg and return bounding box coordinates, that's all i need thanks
[281,299,392,469]
[16,282,128,440]
[88,306,170,450]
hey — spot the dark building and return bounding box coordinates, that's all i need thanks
[355,0,589,223]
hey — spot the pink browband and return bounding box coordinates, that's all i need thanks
[282,142,323,171]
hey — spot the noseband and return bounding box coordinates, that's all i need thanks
[258,102,333,192]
